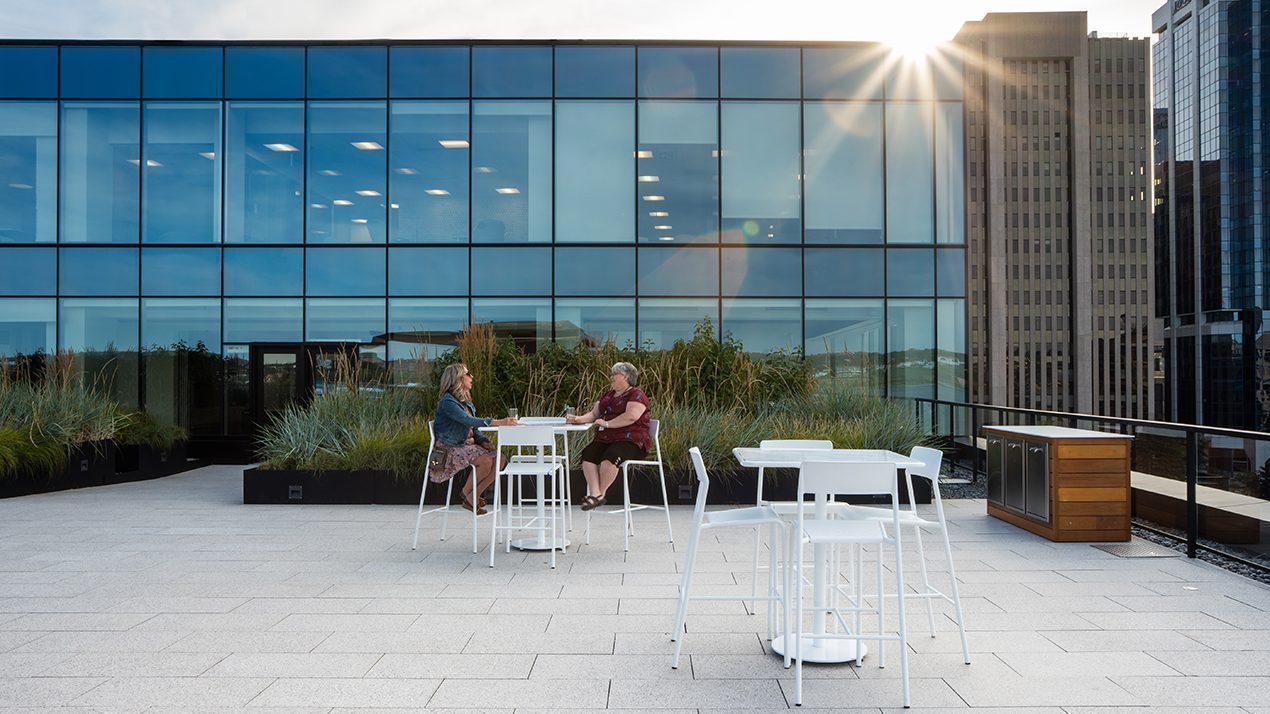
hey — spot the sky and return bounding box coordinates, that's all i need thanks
[1,0,1163,43]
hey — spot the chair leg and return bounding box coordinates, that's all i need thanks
[895,534,910,709]
[794,536,804,707]
[488,474,500,568]
[469,466,479,555]
[853,543,863,667]
[563,436,574,533]
[621,466,632,553]
[506,474,516,555]
[657,463,674,544]
[440,478,452,542]
[940,525,971,665]
[913,524,936,637]
[670,524,701,669]
[412,474,428,551]
[877,543,886,669]
[766,523,779,641]
[549,472,557,570]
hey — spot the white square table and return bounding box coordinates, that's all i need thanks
[480,418,593,551]
[732,447,923,664]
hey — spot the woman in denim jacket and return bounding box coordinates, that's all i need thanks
[432,363,517,514]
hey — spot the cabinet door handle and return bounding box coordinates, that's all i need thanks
[1029,448,1044,454]
[1008,443,1020,449]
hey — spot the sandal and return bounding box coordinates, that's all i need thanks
[579,495,606,512]
[461,496,488,516]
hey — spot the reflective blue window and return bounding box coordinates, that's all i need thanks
[805,299,884,393]
[722,247,800,297]
[59,298,139,406]
[805,248,884,296]
[0,248,54,295]
[555,298,635,348]
[805,102,882,243]
[472,247,551,295]
[59,247,138,296]
[722,298,801,355]
[886,248,935,297]
[638,246,718,296]
[471,298,551,350]
[472,101,552,243]
[388,247,468,296]
[555,46,634,97]
[390,47,469,98]
[936,248,965,297]
[390,101,469,243]
[888,299,935,398]
[142,102,222,243]
[720,47,800,98]
[0,298,55,359]
[226,101,304,243]
[638,47,717,98]
[141,298,222,434]
[0,102,57,243]
[141,247,220,295]
[307,47,387,98]
[61,46,140,98]
[935,103,965,244]
[638,101,717,243]
[886,103,934,243]
[388,298,467,365]
[305,298,385,342]
[721,101,800,243]
[307,101,386,243]
[803,46,886,99]
[554,247,635,296]
[223,298,302,342]
[142,47,222,98]
[60,102,139,244]
[0,47,56,98]
[306,247,386,295]
[637,298,717,349]
[937,298,966,400]
[473,46,551,97]
[224,247,302,296]
[225,47,304,99]
[556,101,633,243]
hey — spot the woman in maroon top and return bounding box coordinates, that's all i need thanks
[565,361,651,510]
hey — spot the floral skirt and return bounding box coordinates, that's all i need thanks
[431,443,488,483]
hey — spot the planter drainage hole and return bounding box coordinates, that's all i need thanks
[288,485,303,501]
[1092,542,1180,558]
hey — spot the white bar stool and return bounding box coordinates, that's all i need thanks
[489,425,567,569]
[587,419,674,551]
[412,420,485,554]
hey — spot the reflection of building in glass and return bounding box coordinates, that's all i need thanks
[1153,0,1269,430]
[0,42,967,450]
[957,12,1154,418]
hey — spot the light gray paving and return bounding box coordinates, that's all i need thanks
[0,463,1265,710]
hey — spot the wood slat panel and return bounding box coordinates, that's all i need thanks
[1053,473,1128,488]
[1054,528,1129,542]
[1057,486,1128,502]
[1052,458,1128,474]
[1055,444,1128,460]
[1058,515,1129,530]
[1056,501,1129,516]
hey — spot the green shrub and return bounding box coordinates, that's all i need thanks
[114,410,187,451]
[0,427,68,479]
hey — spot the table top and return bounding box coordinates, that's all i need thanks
[983,425,1133,440]
[478,418,593,433]
[732,447,922,469]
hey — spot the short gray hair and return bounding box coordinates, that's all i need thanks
[610,362,639,387]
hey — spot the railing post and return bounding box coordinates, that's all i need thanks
[1186,430,1199,558]
[970,406,980,483]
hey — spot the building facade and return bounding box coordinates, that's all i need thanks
[1153,0,1268,430]
[957,13,1154,418]
[0,42,967,446]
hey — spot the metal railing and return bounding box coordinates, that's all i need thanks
[906,397,1269,568]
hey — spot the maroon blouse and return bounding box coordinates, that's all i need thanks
[593,387,651,450]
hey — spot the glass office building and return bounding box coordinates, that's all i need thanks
[0,42,967,448]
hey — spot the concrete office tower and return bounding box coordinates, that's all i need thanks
[956,12,1154,418]
[1153,0,1268,430]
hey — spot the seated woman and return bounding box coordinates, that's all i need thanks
[565,362,651,511]
[431,363,517,515]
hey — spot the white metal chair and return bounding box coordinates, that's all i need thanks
[412,420,485,554]
[791,460,910,709]
[840,446,970,664]
[586,419,674,552]
[749,439,835,609]
[489,425,567,569]
[671,447,787,669]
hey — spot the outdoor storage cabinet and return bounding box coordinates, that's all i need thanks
[984,425,1131,542]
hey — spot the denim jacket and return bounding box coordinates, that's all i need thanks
[433,392,492,447]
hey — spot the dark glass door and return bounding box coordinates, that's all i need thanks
[247,342,360,429]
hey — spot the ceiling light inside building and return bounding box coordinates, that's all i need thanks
[474,166,494,173]
[199,151,216,159]
[438,139,469,148]
[659,236,675,241]
[319,169,341,176]
[636,150,653,158]
[350,141,384,150]
[425,189,450,195]
[395,167,418,175]
[638,175,660,183]
[264,143,298,152]
[355,190,381,196]
[653,225,672,230]
[333,199,353,206]
[351,218,368,224]
[649,211,669,217]
[495,187,520,194]
[642,195,665,201]
[310,203,326,209]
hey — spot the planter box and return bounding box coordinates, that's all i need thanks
[106,441,194,485]
[243,467,377,505]
[0,441,113,499]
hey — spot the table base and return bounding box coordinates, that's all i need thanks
[770,634,867,664]
[510,537,570,552]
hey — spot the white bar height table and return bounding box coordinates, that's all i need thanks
[732,447,923,664]
[481,418,592,551]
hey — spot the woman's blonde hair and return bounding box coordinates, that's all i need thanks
[438,363,471,401]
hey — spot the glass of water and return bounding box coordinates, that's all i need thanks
[508,407,518,420]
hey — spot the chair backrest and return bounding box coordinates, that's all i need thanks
[495,424,557,449]
[908,446,943,484]
[760,439,833,451]
[649,418,660,442]
[687,447,711,526]
[798,460,898,500]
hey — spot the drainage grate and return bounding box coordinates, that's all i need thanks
[1093,542,1181,558]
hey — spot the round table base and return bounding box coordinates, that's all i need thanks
[509,537,570,552]
[770,635,867,664]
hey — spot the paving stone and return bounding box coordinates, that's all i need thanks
[609,677,788,709]
[39,651,224,677]
[1110,676,1270,707]
[204,652,382,678]
[165,630,331,653]
[948,675,1143,707]
[998,651,1181,678]
[0,677,107,707]
[71,676,272,708]
[249,677,443,708]
[777,676,966,709]
[1040,629,1214,653]
[428,678,608,709]
[367,653,534,679]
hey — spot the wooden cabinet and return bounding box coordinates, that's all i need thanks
[984,426,1131,542]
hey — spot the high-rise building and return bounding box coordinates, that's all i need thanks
[0,42,967,456]
[957,12,1154,418]
[1153,0,1268,430]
